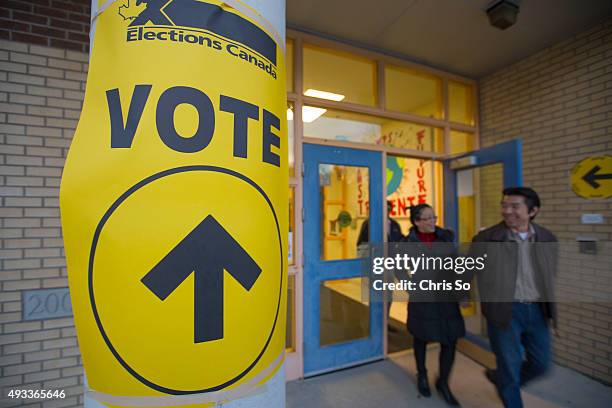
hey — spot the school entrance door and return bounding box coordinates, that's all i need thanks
[301,139,522,375]
[303,144,384,376]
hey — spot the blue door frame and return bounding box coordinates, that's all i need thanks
[443,139,523,235]
[303,144,384,376]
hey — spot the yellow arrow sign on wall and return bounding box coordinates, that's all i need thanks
[571,155,612,199]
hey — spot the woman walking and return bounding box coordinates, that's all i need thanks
[405,204,465,406]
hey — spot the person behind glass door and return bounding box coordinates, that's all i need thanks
[405,204,464,406]
[357,201,404,330]
[356,201,404,246]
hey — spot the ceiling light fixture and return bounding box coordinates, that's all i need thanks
[304,89,345,102]
[486,0,520,30]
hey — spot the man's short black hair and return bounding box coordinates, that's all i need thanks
[502,186,541,219]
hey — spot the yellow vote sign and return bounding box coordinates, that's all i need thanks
[60,0,286,403]
[571,155,612,199]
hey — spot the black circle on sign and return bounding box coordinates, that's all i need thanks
[88,166,283,395]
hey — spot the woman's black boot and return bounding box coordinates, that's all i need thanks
[436,378,460,406]
[417,373,431,397]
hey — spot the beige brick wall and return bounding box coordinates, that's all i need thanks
[1,39,85,407]
[479,17,612,384]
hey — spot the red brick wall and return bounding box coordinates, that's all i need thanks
[0,0,90,53]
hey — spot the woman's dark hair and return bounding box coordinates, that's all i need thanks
[502,186,541,219]
[409,204,433,225]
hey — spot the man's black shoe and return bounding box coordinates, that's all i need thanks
[436,379,460,406]
[417,373,431,397]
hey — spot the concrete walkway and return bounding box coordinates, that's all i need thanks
[287,349,612,408]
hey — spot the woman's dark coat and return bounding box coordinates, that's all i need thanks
[404,226,466,344]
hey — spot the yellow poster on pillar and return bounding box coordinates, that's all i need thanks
[60,0,287,403]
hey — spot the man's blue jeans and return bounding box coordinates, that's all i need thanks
[487,303,551,408]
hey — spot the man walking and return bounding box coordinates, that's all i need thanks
[471,187,558,408]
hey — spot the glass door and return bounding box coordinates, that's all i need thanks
[443,139,523,366]
[303,144,383,376]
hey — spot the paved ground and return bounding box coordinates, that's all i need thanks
[287,348,612,408]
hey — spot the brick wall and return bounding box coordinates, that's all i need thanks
[0,39,86,407]
[479,17,612,384]
[0,0,90,53]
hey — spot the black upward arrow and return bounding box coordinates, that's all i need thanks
[582,165,612,189]
[141,215,261,343]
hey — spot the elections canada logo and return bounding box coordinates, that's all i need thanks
[117,0,278,79]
